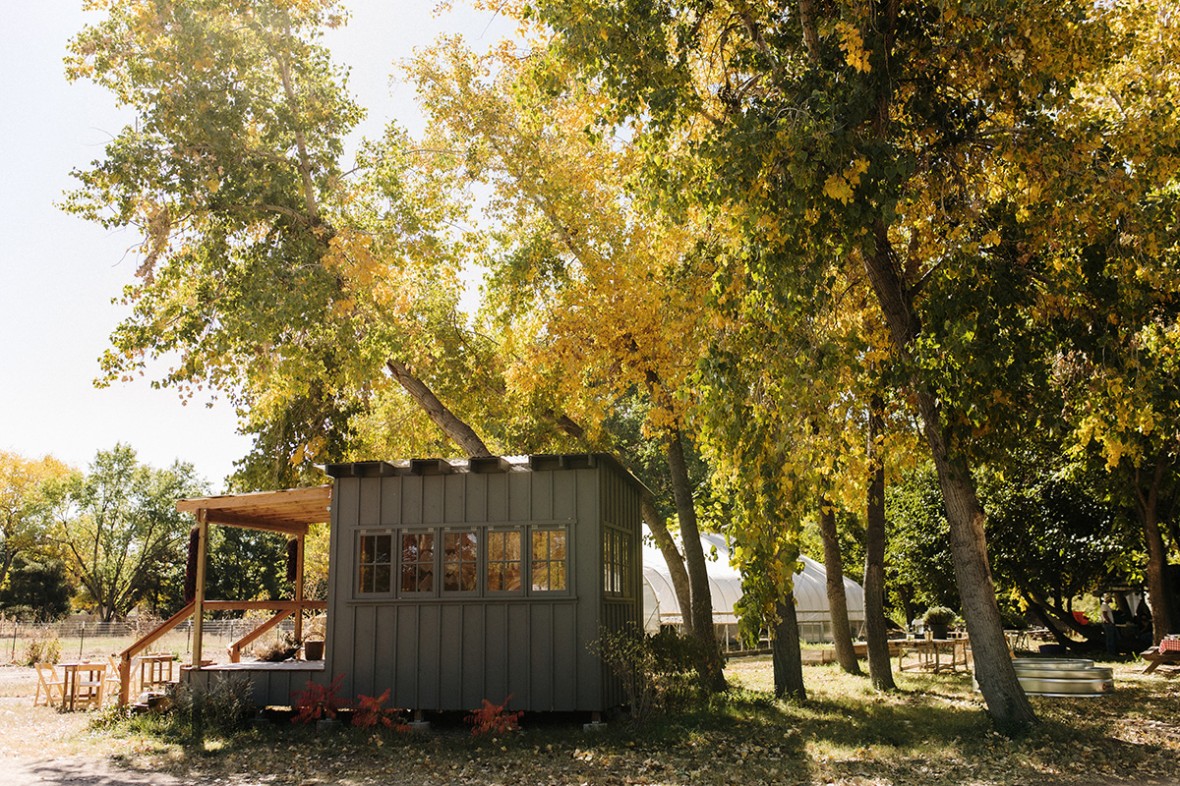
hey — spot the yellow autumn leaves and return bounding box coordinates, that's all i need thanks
[835,22,872,73]
[823,157,870,204]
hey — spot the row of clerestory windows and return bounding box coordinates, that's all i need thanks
[356,526,568,598]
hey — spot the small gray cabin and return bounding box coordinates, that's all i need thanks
[323,454,644,713]
[179,453,644,715]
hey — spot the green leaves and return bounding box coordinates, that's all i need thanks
[44,444,206,620]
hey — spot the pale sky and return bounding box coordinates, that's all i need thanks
[0,2,508,491]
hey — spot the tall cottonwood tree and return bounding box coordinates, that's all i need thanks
[1037,0,1180,641]
[507,0,1145,728]
[412,39,728,690]
[65,0,496,479]
[695,237,903,689]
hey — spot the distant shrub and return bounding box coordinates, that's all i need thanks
[23,636,61,667]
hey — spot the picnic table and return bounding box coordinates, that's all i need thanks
[1142,640,1180,674]
[853,637,971,673]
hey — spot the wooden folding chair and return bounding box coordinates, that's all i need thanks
[104,655,124,705]
[74,663,106,710]
[34,662,65,708]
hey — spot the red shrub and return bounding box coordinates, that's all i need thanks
[465,695,523,736]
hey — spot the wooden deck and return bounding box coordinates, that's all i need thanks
[184,661,328,707]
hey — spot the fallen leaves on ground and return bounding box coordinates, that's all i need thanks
[5,659,1179,785]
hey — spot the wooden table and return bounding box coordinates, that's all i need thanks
[897,638,971,673]
[58,662,107,710]
[135,653,175,692]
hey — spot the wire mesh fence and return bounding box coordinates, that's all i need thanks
[0,617,299,666]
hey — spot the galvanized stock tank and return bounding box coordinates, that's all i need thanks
[1011,658,1114,697]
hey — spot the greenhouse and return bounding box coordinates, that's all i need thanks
[641,530,866,643]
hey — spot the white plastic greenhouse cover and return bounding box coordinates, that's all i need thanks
[642,529,866,633]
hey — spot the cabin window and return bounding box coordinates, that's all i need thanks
[603,528,631,597]
[400,532,435,593]
[443,530,478,592]
[487,530,523,592]
[531,528,568,592]
[358,532,393,595]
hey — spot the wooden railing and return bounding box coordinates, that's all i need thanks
[227,610,293,663]
[117,601,195,707]
[115,599,327,706]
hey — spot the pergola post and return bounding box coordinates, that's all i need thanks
[192,510,209,668]
[294,532,306,645]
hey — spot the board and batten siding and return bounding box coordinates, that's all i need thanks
[186,665,326,707]
[324,455,644,714]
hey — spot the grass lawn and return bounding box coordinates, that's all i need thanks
[47,656,1174,786]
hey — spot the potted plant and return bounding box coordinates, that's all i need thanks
[302,616,326,661]
[922,606,956,640]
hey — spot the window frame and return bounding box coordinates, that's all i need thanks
[529,526,570,594]
[398,529,438,597]
[602,526,633,598]
[440,527,480,595]
[356,529,395,598]
[485,527,525,595]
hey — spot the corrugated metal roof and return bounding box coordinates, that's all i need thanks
[325,453,652,494]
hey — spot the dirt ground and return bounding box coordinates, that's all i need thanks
[0,666,190,785]
[2,660,1178,786]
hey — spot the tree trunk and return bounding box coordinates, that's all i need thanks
[641,492,694,634]
[859,0,1035,731]
[666,428,727,692]
[864,394,896,690]
[0,549,13,594]
[917,389,1036,729]
[1136,459,1176,643]
[773,593,806,701]
[385,359,493,458]
[860,233,1035,729]
[270,16,320,222]
[818,492,860,674]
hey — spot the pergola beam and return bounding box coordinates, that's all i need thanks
[202,511,311,535]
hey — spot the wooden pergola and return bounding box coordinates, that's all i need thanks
[116,485,332,706]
